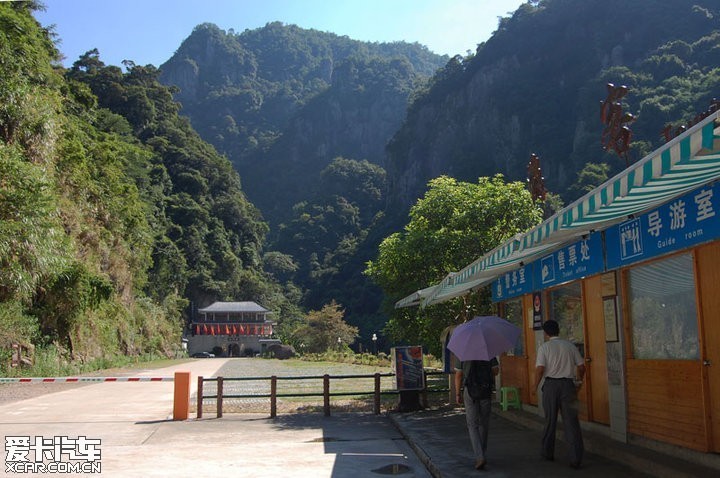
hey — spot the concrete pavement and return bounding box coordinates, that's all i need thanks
[390,405,720,478]
[3,359,720,477]
[0,359,430,477]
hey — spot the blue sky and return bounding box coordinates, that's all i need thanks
[34,0,527,68]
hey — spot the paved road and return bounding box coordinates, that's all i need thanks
[0,359,431,478]
[6,358,714,477]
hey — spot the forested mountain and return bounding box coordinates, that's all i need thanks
[157,1,720,347]
[7,0,720,365]
[159,22,447,224]
[158,22,447,342]
[386,0,720,214]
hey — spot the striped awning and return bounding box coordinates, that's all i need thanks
[418,240,561,307]
[394,285,439,308]
[396,111,720,308]
[520,112,720,249]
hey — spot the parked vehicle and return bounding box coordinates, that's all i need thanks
[191,352,215,358]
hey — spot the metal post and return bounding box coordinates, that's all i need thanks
[270,375,277,418]
[374,373,381,414]
[216,376,223,418]
[323,374,330,416]
[197,376,204,419]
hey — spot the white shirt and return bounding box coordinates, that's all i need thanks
[535,337,584,379]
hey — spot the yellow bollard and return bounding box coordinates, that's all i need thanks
[173,371,191,420]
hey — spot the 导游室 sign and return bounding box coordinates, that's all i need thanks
[605,181,720,269]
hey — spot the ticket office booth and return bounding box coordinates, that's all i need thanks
[494,232,612,426]
[492,175,720,451]
[497,275,612,426]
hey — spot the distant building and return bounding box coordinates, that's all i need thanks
[188,301,279,357]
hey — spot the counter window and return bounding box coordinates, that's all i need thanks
[627,253,699,360]
[501,298,524,356]
[548,282,584,356]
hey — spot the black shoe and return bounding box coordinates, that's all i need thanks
[541,454,554,461]
[569,462,581,469]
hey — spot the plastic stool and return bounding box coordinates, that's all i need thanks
[499,386,521,411]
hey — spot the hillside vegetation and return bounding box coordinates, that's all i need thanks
[0,2,297,372]
[5,0,720,365]
[386,0,720,212]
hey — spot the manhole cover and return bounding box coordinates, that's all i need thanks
[371,463,411,475]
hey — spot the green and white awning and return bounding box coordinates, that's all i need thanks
[395,112,720,309]
[521,113,720,249]
[420,240,561,307]
[394,285,439,308]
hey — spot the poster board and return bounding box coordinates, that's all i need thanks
[392,346,425,391]
[603,297,619,342]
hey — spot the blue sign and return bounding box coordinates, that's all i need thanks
[533,233,604,288]
[606,182,720,269]
[492,264,532,301]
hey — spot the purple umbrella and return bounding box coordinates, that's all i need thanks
[447,316,521,361]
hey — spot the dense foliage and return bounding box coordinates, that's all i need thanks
[0,3,301,370]
[1,1,180,366]
[10,0,720,363]
[271,157,388,346]
[365,176,543,354]
[386,0,720,214]
[159,22,446,226]
[288,301,359,354]
[65,50,273,309]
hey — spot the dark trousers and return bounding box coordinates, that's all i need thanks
[463,389,491,461]
[541,378,584,464]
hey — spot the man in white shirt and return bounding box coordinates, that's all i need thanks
[534,319,585,469]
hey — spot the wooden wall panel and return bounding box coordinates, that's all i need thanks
[583,275,610,424]
[500,355,530,402]
[626,359,707,450]
[695,242,720,452]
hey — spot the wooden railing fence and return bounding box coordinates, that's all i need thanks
[197,370,449,418]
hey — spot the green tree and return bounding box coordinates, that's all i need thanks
[566,162,610,202]
[365,175,542,354]
[289,301,359,353]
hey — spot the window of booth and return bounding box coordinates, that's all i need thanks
[626,253,699,360]
[501,298,524,356]
[548,282,584,356]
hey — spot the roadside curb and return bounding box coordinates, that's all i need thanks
[387,412,442,478]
